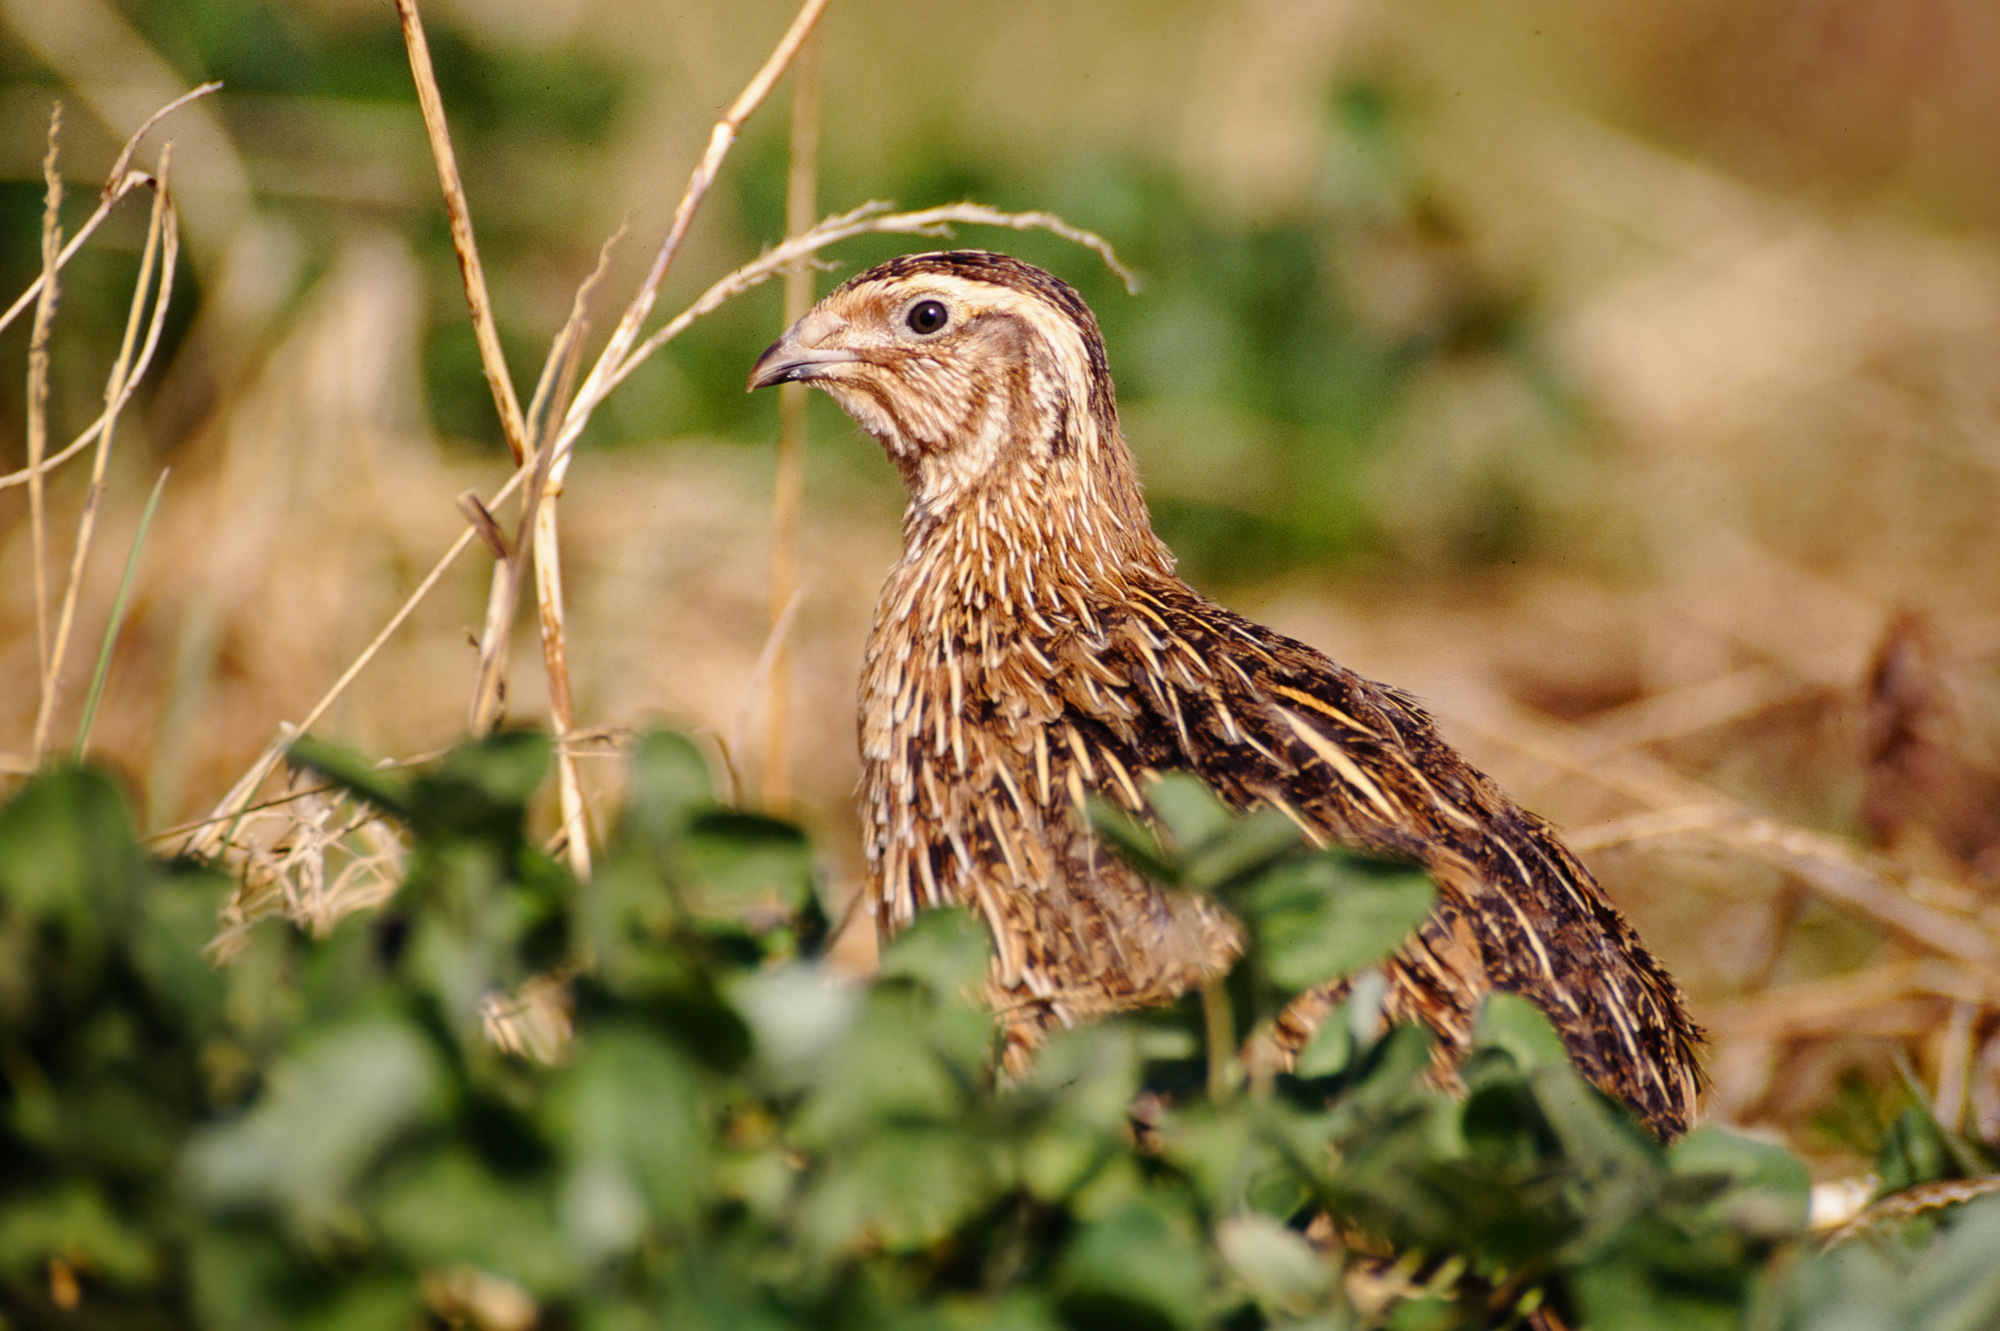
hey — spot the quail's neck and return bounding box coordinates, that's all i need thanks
[889,431,1175,637]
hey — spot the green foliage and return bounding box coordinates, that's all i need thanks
[1,736,1995,1327]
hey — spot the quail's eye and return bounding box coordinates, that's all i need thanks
[906,299,949,335]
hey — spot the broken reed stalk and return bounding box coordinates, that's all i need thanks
[760,28,821,812]
[34,144,179,761]
[26,106,62,759]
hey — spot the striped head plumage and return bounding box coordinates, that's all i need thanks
[750,251,1704,1137]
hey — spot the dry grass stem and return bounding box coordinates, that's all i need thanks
[393,0,527,463]
[27,104,62,752]
[1575,806,1994,967]
[1547,665,1817,773]
[761,27,821,812]
[0,177,182,502]
[529,328,593,878]
[481,974,576,1065]
[559,0,835,440]
[526,236,620,881]
[34,143,179,761]
[207,782,408,962]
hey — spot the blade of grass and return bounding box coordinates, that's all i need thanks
[74,467,169,762]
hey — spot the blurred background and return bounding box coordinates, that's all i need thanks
[6,0,2000,1173]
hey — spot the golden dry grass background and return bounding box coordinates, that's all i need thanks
[7,0,2000,1175]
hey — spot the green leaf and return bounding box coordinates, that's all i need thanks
[1879,1104,1959,1194]
[129,859,236,1031]
[623,730,717,848]
[184,1015,445,1235]
[1180,807,1302,894]
[1057,1201,1211,1331]
[877,906,991,1002]
[1292,1002,1353,1079]
[372,1150,575,1295]
[1088,796,1178,884]
[548,1023,705,1252]
[800,1123,1004,1256]
[410,730,551,844]
[1240,852,1434,993]
[1668,1127,1811,1240]
[0,1182,156,1284]
[1143,772,1235,850]
[1472,992,1572,1074]
[684,810,815,917]
[1215,1211,1336,1314]
[286,734,412,819]
[1903,1195,2000,1331]
[731,961,864,1091]
[790,986,977,1149]
[0,765,146,923]
[1569,1252,1739,1331]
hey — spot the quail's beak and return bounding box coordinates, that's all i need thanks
[747,319,862,391]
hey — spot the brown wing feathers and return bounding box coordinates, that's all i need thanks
[750,250,1703,1137]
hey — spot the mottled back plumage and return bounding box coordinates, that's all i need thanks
[749,250,1703,1137]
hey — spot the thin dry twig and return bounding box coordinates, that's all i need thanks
[393,0,527,464]
[0,84,218,343]
[414,0,835,872]
[100,81,223,197]
[27,105,63,752]
[1822,1176,2000,1245]
[33,144,179,761]
[761,25,822,812]
[560,0,835,445]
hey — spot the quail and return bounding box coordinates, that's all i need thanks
[749,251,1702,1136]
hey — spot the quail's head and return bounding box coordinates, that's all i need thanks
[749,251,1121,513]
